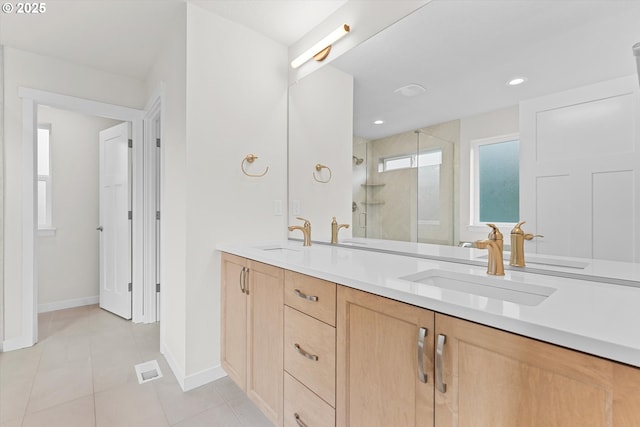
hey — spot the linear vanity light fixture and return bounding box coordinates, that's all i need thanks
[291,24,351,69]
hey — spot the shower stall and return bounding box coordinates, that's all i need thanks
[352,120,458,245]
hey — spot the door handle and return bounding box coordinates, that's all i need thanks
[96,226,104,232]
[359,211,367,229]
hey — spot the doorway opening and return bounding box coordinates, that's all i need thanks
[18,87,162,349]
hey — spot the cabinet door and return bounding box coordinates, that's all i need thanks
[337,286,434,427]
[220,253,247,389]
[247,260,284,427]
[435,313,618,427]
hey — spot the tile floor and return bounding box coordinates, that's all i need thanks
[0,304,273,427]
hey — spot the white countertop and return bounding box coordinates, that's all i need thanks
[218,240,640,368]
[331,237,640,286]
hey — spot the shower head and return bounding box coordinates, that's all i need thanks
[352,155,364,165]
[634,42,640,86]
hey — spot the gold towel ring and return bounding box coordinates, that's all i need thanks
[241,154,269,177]
[313,163,332,183]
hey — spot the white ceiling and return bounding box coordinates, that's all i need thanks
[191,0,347,46]
[0,0,347,79]
[330,0,640,139]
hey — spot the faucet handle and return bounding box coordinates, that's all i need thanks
[295,217,310,226]
[524,233,544,241]
[486,224,503,241]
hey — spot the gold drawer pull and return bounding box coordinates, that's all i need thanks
[294,343,319,361]
[294,289,318,302]
[294,413,308,427]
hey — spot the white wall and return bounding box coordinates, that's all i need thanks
[36,107,120,311]
[289,65,353,241]
[458,105,519,244]
[146,4,188,378]
[153,3,288,387]
[2,46,146,343]
[0,46,5,344]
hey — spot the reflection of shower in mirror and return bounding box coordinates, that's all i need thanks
[352,155,364,165]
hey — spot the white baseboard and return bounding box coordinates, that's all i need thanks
[38,295,99,313]
[2,335,35,352]
[183,364,227,392]
[161,343,186,390]
[160,343,227,392]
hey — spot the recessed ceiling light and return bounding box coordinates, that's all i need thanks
[394,83,426,97]
[373,120,384,125]
[507,77,527,86]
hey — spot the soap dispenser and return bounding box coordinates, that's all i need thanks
[509,221,543,267]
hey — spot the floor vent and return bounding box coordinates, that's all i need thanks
[134,360,163,384]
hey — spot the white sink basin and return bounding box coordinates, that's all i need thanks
[400,269,556,306]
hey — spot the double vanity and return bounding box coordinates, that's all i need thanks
[218,239,640,427]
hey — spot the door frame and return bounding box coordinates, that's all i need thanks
[142,87,163,325]
[18,87,159,348]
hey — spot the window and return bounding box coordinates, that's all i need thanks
[471,135,519,225]
[378,149,442,172]
[37,125,53,229]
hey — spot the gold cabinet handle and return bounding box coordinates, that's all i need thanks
[294,413,308,427]
[294,289,318,302]
[436,334,447,393]
[417,327,428,384]
[294,343,319,361]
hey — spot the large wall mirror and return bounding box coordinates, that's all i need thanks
[289,0,640,263]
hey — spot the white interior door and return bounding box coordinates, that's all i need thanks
[99,122,132,319]
[520,75,640,262]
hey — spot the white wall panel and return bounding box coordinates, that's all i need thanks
[536,94,634,161]
[592,170,634,262]
[535,175,571,256]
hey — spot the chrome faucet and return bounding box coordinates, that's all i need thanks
[288,217,312,246]
[331,217,350,244]
[476,224,505,276]
[509,221,543,267]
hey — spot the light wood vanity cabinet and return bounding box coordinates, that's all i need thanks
[336,286,435,427]
[335,287,640,427]
[283,271,337,427]
[434,313,640,427]
[220,253,284,427]
[222,255,640,427]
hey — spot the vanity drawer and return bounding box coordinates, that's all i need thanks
[285,270,336,326]
[284,372,335,427]
[284,306,336,406]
